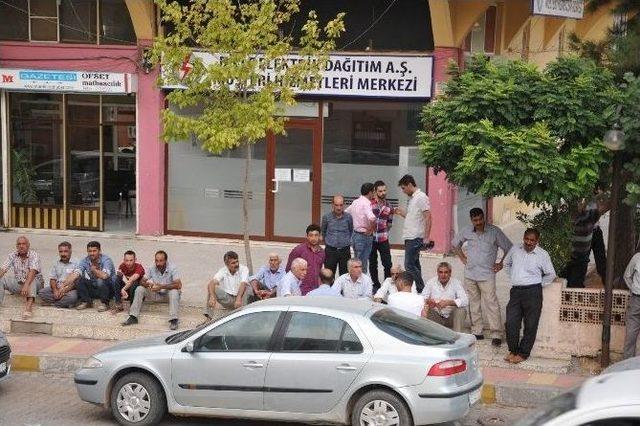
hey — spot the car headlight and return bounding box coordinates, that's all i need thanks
[82,356,103,369]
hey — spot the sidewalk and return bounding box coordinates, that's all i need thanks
[5,333,588,408]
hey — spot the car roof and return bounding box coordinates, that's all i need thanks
[578,369,640,409]
[249,296,380,316]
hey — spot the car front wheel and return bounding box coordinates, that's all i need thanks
[110,372,167,426]
[351,389,414,426]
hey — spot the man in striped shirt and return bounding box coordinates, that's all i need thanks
[369,180,394,291]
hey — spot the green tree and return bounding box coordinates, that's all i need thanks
[418,55,619,269]
[153,0,344,271]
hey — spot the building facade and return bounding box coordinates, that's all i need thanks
[0,0,615,251]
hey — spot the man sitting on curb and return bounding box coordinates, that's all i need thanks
[277,258,307,297]
[387,271,427,317]
[122,250,181,330]
[422,262,469,329]
[204,251,253,320]
[249,253,285,300]
[331,258,374,299]
[73,241,116,312]
[0,236,44,319]
[373,265,416,303]
[307,268,339,297]
[113,250,145,313]
[39,241,78,309]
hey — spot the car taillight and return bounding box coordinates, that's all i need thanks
[427,359,467,376]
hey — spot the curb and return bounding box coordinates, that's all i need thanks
[10,353,86,375]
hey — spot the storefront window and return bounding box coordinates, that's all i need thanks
[167,106,267,236]
[100,0,136,45]
[9,93,64,224]
[60,0,98,43]
[321,101,427,245]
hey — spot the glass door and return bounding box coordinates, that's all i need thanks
[268,121,321,240]
[66,95,102,230]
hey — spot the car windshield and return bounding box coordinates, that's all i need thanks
[515,390,577,426]
[370,308,458,345]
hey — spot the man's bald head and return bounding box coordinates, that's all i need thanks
[332,195,345,215]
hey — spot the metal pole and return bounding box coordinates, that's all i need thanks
[602,150,623,368]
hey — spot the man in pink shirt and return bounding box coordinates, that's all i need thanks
[345,183,376,273]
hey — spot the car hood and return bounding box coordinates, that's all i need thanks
[97,332,174,355]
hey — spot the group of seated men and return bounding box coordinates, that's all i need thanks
[0,236,182,330]
[0,235,469,332]
[204,249,469,329]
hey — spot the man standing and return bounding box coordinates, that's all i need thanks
[503,229,556,364]
[331,258,373,299]
[345,183,376,273]
[373,265,416,303]
[306,268,338,297]
[369,180,394,291]
[123,250,182,330]
[39,241,78,309]
[422,262,469,329]
[0,236,44,318]
[395,175,431,292]
[388,271,426,317]
[249,253,286,300]
[278,258,308,297]
[286,224,325,295]
[452,208,512,346]
[623,251,640,359]
[205,251,252,317]
[74,241,115,312]
[321,195,353,277]
[113,250,145,312]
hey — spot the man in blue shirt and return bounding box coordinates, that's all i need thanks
[307,268,340,297]
[249,253,285,300]
[71,241,116,312]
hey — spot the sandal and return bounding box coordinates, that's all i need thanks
[22,311,33,320]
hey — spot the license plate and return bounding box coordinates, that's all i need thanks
[0,362,6,374]
[469,387,481,405]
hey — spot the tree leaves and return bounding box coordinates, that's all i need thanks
[418,55,616,206]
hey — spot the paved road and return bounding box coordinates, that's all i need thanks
[0,373,530,426]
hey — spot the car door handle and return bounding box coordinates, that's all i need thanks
[336,364,357,371]
[242,361,264,369]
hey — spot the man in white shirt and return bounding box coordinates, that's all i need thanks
[205,251,253,316]
[422,262,469,329]
[331,258,373,299]
[504,228,556,364]
[277,258,307,297]
[374,265,416,303]
[387,271,426,317]
[307,268,340,297]
[395,174,431,292]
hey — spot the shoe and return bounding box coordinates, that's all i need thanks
[511,354,527,364]
[121,315,138,326]
[492,338,502,347]
[169,319,179,330]
[76,302,92,310]
[110,302,124,315]
[504,353,516,363]
[198,314,212,327]
[96,301,108,312]
[473,334,485,340]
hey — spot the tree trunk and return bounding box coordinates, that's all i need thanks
[242,140,253,274]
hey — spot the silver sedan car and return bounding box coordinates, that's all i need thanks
[75,297,482,426]
[0,330,10,383]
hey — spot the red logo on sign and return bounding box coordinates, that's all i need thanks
[2,75,14,83]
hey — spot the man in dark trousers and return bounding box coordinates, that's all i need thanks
[321,195,353,277]
[369,180,394,291]
[503,228,556,364]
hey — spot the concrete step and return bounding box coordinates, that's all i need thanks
[474,340,573,375]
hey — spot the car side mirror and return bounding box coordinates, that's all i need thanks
[183,341,195,353]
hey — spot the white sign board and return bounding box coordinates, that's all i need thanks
[274,168,292,182]
[0,68,136,94]
[532,0,584,19]
[292,169,310,182]
[165,52,433,99]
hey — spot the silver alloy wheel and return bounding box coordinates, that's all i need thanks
[116,382,151,423]
[359,399,401,426]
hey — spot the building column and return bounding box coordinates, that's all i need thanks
[136,66,165,236]
[428,47,461,253]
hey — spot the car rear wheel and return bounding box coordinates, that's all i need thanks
[351,390,413,426]
[110,372,167,426]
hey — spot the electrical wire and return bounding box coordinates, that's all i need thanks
[339,0,400,50]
